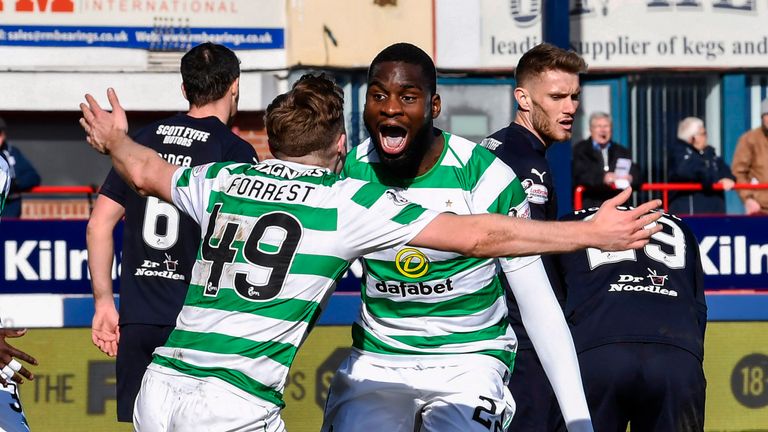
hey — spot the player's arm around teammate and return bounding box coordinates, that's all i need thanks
[80,89,662,262]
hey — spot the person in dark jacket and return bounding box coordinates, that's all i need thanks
[572,112,640,209]
[668,117,734,215]
[0,118,41,218]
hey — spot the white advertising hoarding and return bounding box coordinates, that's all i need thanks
[436,0,768,70]
[573,0,768,70]
[435,0,541,70]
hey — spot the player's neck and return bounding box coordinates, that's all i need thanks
[513,113,549,148]
[187,99,232,125]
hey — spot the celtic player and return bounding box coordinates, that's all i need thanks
[322,43,659,432]
[80,75,661,431]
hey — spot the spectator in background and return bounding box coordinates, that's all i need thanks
[732,97,768,215]
[0,117,41,218]
[572,112,640,209]
[669,117,734,215]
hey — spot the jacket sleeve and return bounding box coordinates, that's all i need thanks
[9,147,41,193]
[571,141,605,187]
[731,133,754,201]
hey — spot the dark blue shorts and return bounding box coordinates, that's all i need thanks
[116,324,174,422]
[507,349,566,431]
[578,342,705,432]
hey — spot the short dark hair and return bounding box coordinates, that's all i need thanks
[368,43,436,94]
[515,43,587,87]
[266,74,345,157]
[180,42,240,107]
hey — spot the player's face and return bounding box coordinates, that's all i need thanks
[526,69,580,144]
[364,61,439,166]
[589,117,611,146]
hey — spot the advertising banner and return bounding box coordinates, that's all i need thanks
[682,215,768,290]
[10,324,768,431]
[435,0,541,69]
[0,0,284,50]
[1,217,766,295]
[436,0,768,70]
[13,327,352,432]
[572,0,768,70]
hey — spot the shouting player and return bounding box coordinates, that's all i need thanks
[322,43,657,432]
[80,74,661,431]
[87,42,257,422]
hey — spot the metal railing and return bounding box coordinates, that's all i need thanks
[573,183,768,212]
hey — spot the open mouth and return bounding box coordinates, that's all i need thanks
[559,118,573,132]
[378,125,409,155]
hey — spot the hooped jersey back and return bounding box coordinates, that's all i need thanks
[98,114,256,326]
[556,209,707,360]
[343,131,533,368]
[151,159,438,407]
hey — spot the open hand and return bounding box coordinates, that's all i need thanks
[79,88,129,155]
[0,328,38,385]
[589,188,663,251]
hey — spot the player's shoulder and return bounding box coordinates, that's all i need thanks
[441,130,497,167]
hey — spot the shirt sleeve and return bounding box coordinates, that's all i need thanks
[98,168,128,207]
[171,162,228,225]
[337,180,440,259]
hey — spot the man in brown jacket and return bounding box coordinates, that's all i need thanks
[732,97,768,215]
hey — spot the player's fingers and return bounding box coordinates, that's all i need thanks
[633,212,662,232]
[79,117,92,135]
[6,347,37,366]
[107,87,124,115]
[84,93,103,113]
[1,328,27,339]
[603,187,632,208]
[632,199,662,216]
[80,102,95,124]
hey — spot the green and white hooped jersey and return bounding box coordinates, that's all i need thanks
[343,131,533,368]
[152,159,439,408]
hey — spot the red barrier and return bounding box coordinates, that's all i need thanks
[573,183,768,212]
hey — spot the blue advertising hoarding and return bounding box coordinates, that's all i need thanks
[0,216,766,294]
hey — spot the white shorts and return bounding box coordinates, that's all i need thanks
[0,382,29,432]
[321,350,515,432]
[133,365,284,432]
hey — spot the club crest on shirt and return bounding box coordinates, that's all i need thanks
[385,189,410,206]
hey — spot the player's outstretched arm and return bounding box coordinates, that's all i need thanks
[0,328,37,386]
[79,88,175,202]
[87,195,124,357]
[504,261,593,432]
[410,194,662,257]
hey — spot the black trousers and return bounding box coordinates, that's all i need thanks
[578,342,705,432]
[116,324,175,422]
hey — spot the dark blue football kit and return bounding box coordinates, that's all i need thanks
[481,122,566,431]
[556,208,707,432]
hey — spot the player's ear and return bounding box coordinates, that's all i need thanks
[431,93,441,119]
[181,83,188,102]
[230,77,240,96]
[514,88,530,111]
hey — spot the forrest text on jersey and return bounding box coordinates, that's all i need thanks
[226,175,315,203]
